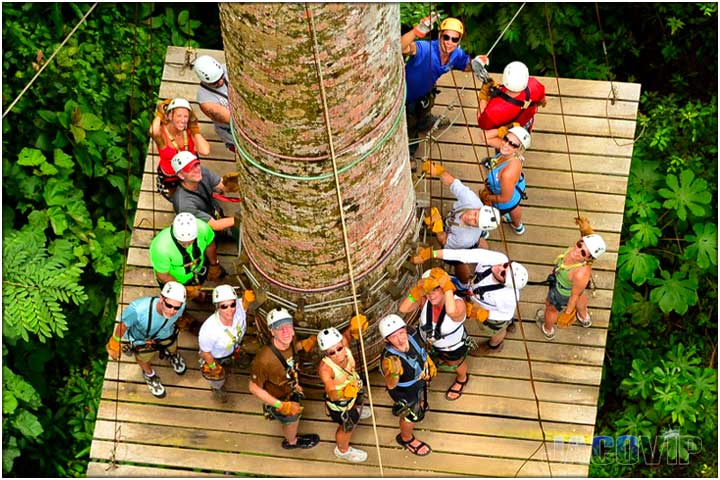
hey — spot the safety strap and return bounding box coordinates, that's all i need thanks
[471,267,507,300]
[269,341,300,393]
[490,85,537,126]
[486,156,527,200]
[200,77,229,100]
[420,301,464,346]
[385,335,426,388]
[178,182,224,220]
[169,225,202,276]
[163,124,188,151]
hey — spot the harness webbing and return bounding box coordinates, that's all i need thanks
[384,334,427,388]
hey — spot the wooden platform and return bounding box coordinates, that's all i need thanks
[88,47,641,477]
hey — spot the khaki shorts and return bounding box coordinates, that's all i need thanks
[132,337,178,363]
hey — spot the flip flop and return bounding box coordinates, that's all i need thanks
[396,433,432,457]
[445,375,469,401]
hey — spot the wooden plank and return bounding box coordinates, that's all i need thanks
[87,462,218,477]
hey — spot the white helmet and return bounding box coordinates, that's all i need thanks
[504,261,529,290]
[212,284,237,304]
[167,97,191,113]
[266,307,293,329]
[171,151,199,174]
[172,213,198,242]
[379,314,406,339]
[507,126,531,149]
[161,281,186,303]
[478,205,501,230]
[503,61,529,92]
[318,327,343,351]
[193,55,224,84]
[582,234,606,259]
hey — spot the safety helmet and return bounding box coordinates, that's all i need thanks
[582,234,606,259]
[318,327,343,351]
[478,205,501,231]
[192,55,224,84]
[212,284,237,305]
[504,261,529,290]
[439,17,464,36]
[266,307,293,329]
[507,126,531,149]
[379,314,406,339]
[161,281,186,303]
[167,97,192,113]
[171,151,199,174]
[502,61,529,92]
[172,212,198,242]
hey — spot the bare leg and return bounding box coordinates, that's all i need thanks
[576,292,589,319]
[543,299,559,332]
[489,328,507,346]
[509,205,523,228]
[136,359,154,376]
[281,420,300,445]
[335,425,353,452]
[399,418,430,455]
[445,359,468,400]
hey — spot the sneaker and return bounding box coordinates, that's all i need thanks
[358,405,372,420]
[212,386,228,403]
[334,446,368,463]
[577,312,592,328]
[536,317,556,340]
[479,229,490,240]
[282,434,320,450]
[144,373,166,398]
[512,223,526,235]
[168,353,187,375]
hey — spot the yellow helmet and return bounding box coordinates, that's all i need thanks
[439,17,464,36]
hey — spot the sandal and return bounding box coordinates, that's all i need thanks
[445,375,469,401]
[396,433,432,456]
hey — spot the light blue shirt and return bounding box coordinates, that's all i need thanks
[121,296,185,346]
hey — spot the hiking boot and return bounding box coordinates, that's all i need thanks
[334,446,368,463]
[471,339,505,356]
[358,405,372,420]
[282,433,320,450]
[168,353,187,375]
[212,386,228,403]
[577,312,592,328]
[536,317,556,340]
[144,373,166,398]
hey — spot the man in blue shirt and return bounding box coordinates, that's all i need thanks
[402,16,486,157]
[106,282,188,398]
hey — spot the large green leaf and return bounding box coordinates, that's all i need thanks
[12,411,43,439]
[629,220,662,247]
[78,112,103,131]
[657,169,712,220]
[683,223,717,269]
[617,243,660,285]
[648,270,699,314]
[17,148,45,167]
[625,191,661,219]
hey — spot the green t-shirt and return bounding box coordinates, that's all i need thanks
[149,218,215,284]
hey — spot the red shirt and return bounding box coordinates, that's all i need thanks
[158,128,196,177]
[477,77,545,130]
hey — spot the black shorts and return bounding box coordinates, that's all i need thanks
[327,398,363,432]
[433,342,468,362]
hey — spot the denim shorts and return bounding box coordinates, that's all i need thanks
[547,286,570,311]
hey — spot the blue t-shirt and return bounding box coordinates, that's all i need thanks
[405,40,470,104]
[121,296,185,346]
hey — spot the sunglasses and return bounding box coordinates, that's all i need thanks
[326,345,344,356]
[576,240,590,258]
[503,136,521,149]
[163,300,182,311]
[442,33,460,43]
[498,262,511,279]
[218,302,236,310]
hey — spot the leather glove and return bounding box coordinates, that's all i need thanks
[382,356,404,378]
[189,118,201,136]
[575,215,594,236]
[106,336,121,361]
[408,284,426,302]
[300,335,317,353]
[425,356,437,379]
[478,79,496,102]
[277,401,303,416]
[241,290,255,310]
[207,263,226,281]
[185,285,203,301]
[222,172,241,193]
[479,188,493,206]
[557,309,576,328]
[341,381,360,399]
[413,11,438,38]
[465,301,489,323]
[201,362,225,380]
[496,124,509,140]
[421,160,445,177]
[429,267,455,293]
[420,276,441,294]
[423,207,444,233]
[155,99,172,123]
[411,246,434,265]
[471,55,490,83]
[349,314,368,340]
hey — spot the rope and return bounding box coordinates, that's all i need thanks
[305,5,384,475]
[485,2,527,57]
[2,3,99,118]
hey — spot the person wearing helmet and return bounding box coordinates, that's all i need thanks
[249,307,320,450]
[192,55,235,152]
[478,125,530,235]
[379,313,435,456]
[317,320,371,463]
[197,284,255,402]
[399,267,470,402]
[150,97,211,199]
[149,213,222,305]
[411,247,528,355]
[170,151,241,237]
[477,60,546,150]
[401,14,484,158]
[538,216,606,340]
[419,159,502,288]
[105,282,188,398]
